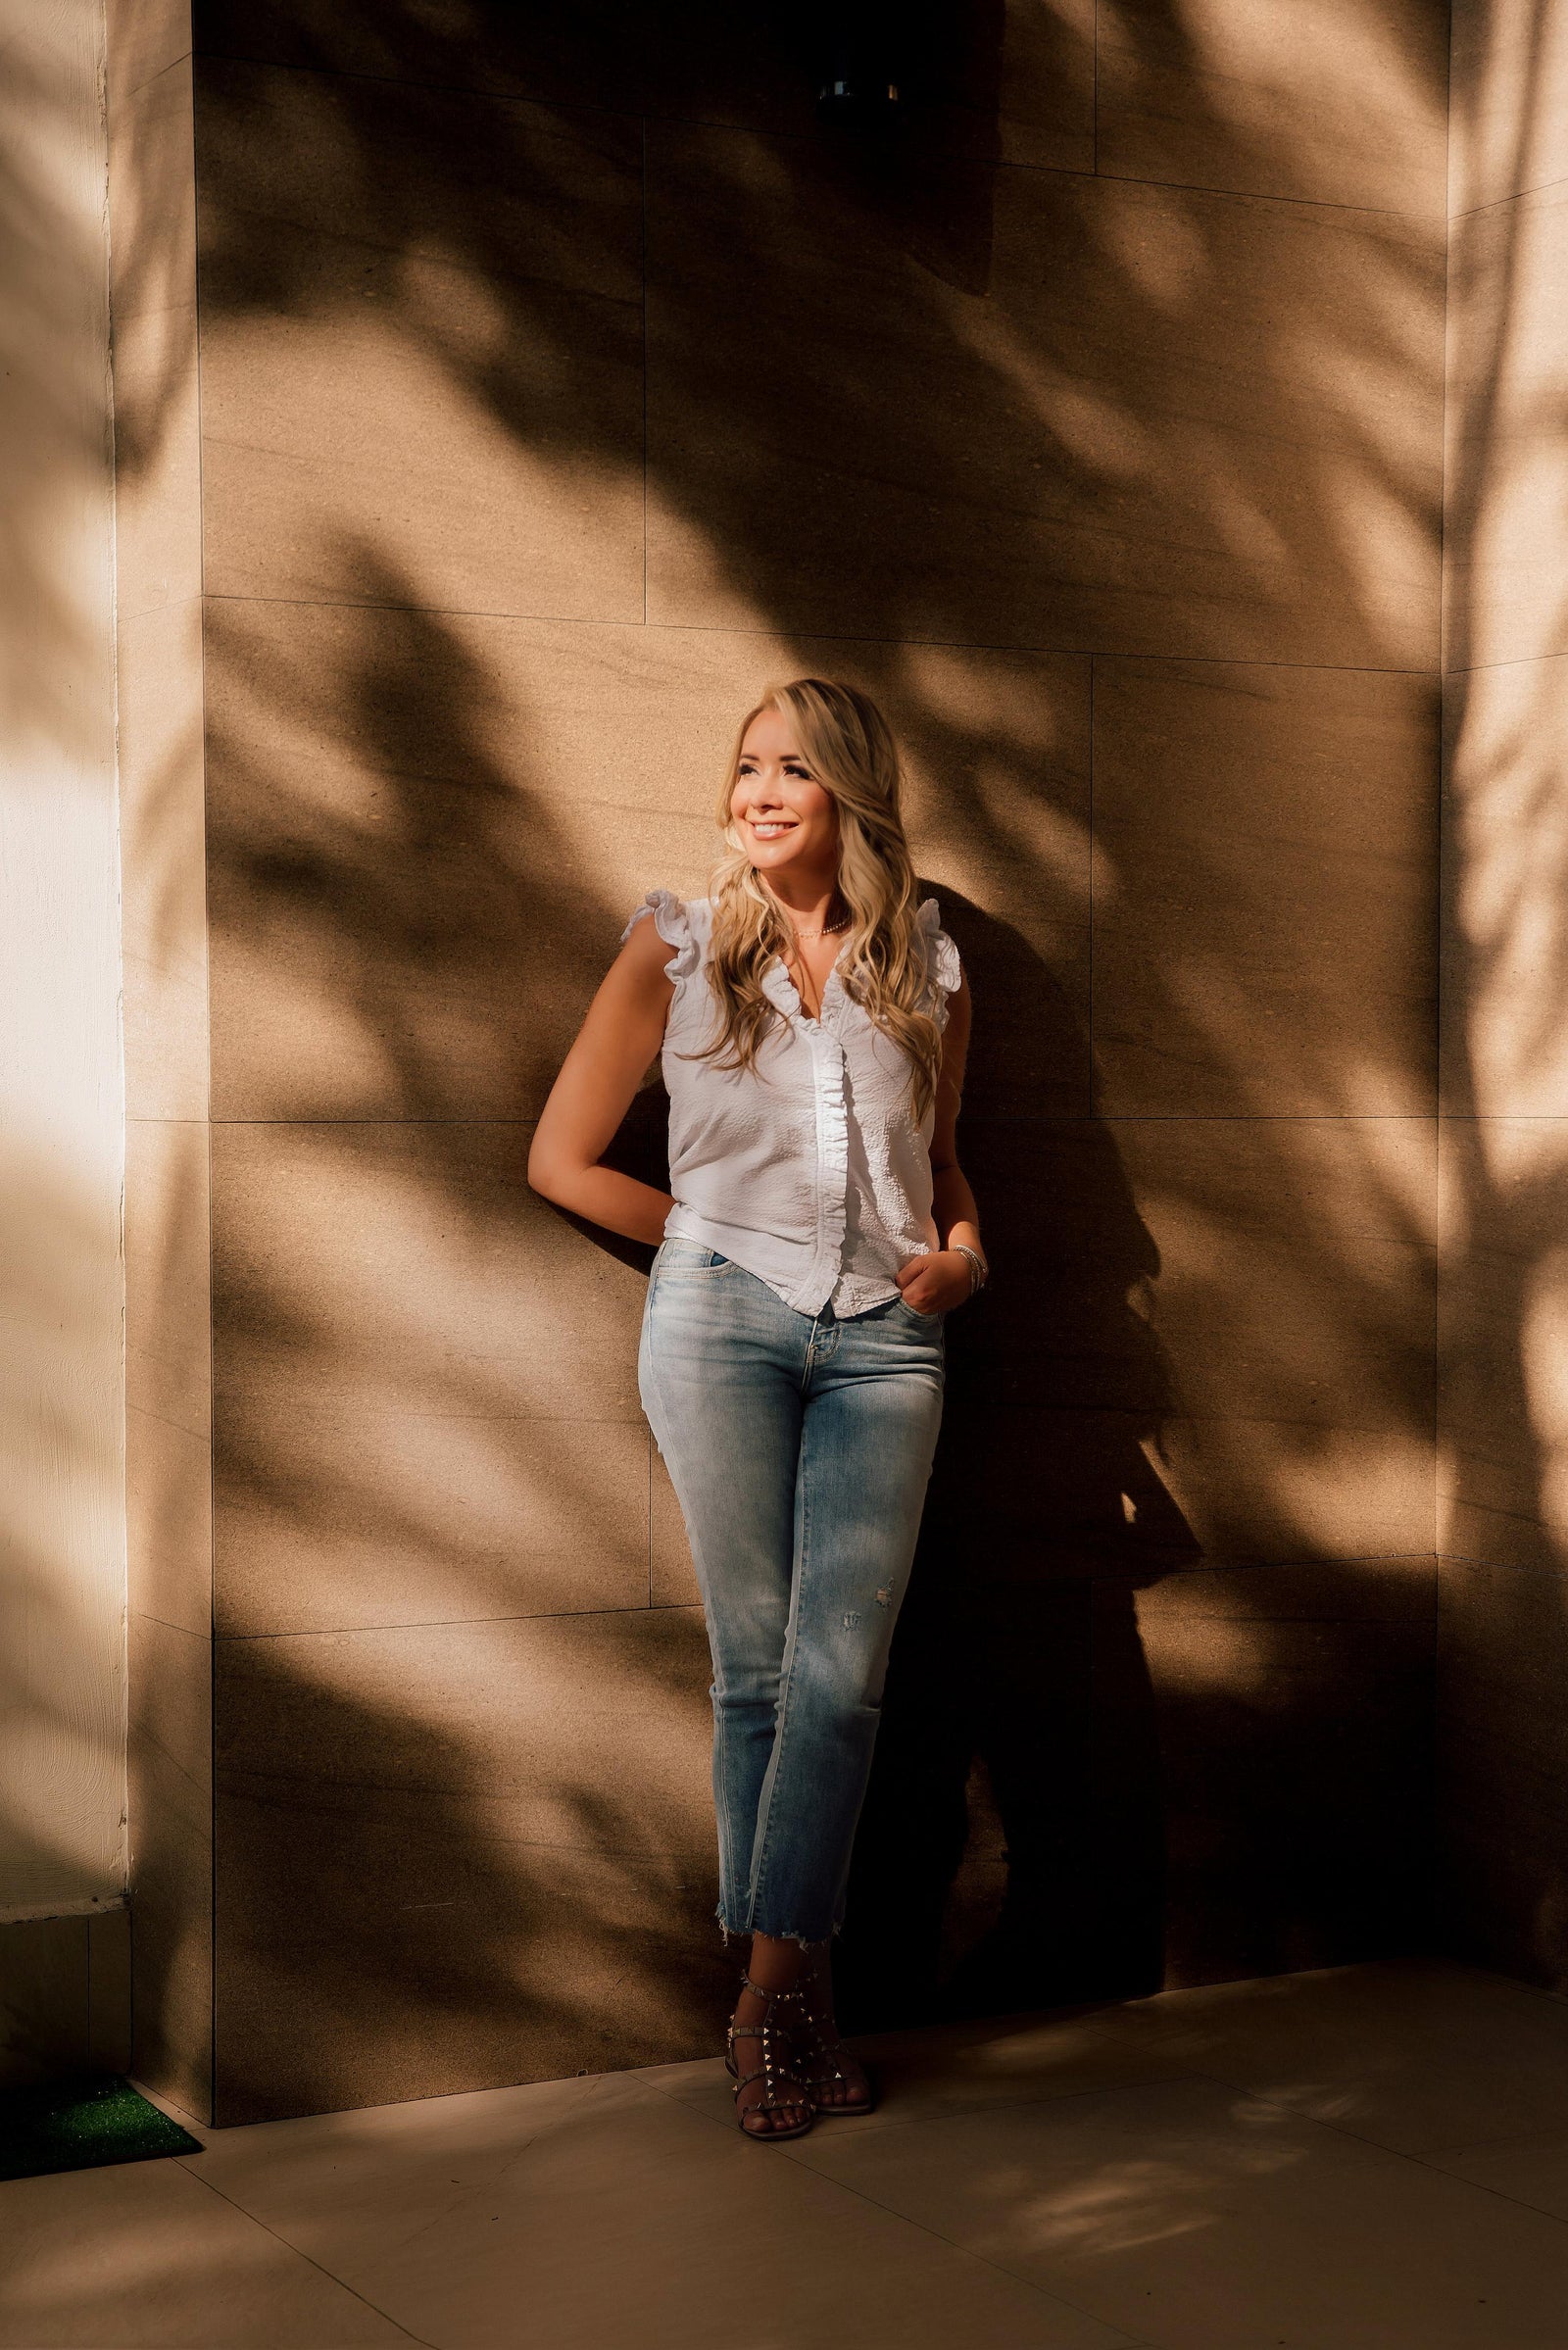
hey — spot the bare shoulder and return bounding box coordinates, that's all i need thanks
[612,906,683,981]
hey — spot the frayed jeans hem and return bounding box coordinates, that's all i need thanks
[716,1908,839,1949]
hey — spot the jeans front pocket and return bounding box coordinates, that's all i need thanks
[893,1293,943,1324]
[654,1239,734,1279]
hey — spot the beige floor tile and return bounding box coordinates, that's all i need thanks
[789,2072,1568,2349]
[0,2156,409,2347]
[25,1965,1565,2350]
[1434,2128,1568,2222]
[642,2010,1187,2136]
[1088,1958,1568,2158]
[183,2071,1134,2349]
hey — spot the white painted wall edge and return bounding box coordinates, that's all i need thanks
[0,1895,127,1928]
[0,0,128,1915]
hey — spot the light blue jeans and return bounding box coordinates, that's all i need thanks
[639,1239,946,1943]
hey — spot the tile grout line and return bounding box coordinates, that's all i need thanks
[1178,2065,1568,2239]
[1092,0,1100,177]
[193,43,1445,226]
[773,2132,1152,2341]
[216,1597,705,1642]
[1449,166,1568,223]
[172,2160,441,2348]
[132,1604,216,1640]
[103,12,131,2099]
[658,2047,1568,2332]
[192,37,220,2132]
[201,1111,1450,1125]
[634,2071,1154,2339]
[1443,648,1568,676]
[211,1551,1450,1647]
[196,585,1443,679]
[1437,1548,1568,1580]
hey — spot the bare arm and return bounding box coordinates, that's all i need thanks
[526,915,679,1246]
[896,972,983,1314]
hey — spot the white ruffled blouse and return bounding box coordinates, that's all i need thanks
[622,892,962,1318]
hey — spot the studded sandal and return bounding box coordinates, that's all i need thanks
[724,1973,814,2141]
[790,1955,877,2118]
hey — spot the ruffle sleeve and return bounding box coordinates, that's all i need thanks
[622,889,701,982]
[916,898,962,1022]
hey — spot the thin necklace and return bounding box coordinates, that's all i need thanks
[788,906,850,943]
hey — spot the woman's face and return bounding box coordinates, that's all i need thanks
[730,708,840,881]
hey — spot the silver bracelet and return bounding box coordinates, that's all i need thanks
[953,1243,989,1297]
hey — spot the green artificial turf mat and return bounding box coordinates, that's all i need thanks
[0,2076,202,2182]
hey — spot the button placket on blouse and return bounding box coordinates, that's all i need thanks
[813,1027,850,1303]
[766,960,852,1314]
[638,892,958,1320]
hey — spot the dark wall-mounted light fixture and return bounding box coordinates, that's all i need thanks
[814,0,910,126]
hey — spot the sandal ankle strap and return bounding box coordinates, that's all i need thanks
[738,1970,804,2001]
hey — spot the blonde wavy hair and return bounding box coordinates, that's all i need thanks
[696,677,945,1121]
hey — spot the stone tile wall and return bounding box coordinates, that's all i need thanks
[118,0,1450,2120]
[0,1912,131,2089]
[1439,0,1568,1992]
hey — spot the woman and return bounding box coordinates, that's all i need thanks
[528,678,985,2140]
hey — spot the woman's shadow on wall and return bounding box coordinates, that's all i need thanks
[838,888,1200,2032]
[599,886,1199,2032]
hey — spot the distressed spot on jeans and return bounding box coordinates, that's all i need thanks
[842,1611,860,1630]
[875,1586,893,1608]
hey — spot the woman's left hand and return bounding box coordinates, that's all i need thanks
[895,1249,976,1317]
